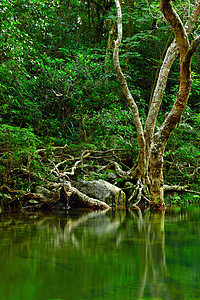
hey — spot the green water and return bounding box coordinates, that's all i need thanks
[0,207,200,300]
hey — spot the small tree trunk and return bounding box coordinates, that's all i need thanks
[105,20,116,69]
[149,151,165,210]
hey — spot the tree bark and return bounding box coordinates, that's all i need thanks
[149,151,165,210]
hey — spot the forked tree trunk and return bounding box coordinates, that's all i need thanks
[144,1,200,208]
[149,0,200,209]
[113,0,200,210]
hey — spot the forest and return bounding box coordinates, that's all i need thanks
[0,0,200,211]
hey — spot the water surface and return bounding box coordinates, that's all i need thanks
[0,207,200,300]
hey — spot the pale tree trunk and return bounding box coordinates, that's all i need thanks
[113,0,150,206]
[113,0,200,209]
[113,0,146,179]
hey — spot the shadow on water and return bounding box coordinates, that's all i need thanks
[0,206,200,299]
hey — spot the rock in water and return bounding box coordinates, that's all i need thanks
[74,179,126,207]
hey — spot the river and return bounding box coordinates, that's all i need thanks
[0,207,200,299]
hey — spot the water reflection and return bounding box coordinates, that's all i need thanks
[0,207,200,299]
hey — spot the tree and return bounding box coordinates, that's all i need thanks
[113,0,200,210]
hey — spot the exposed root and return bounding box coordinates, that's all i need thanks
[50,151,91,178]
[111,161,132,180]
[7,143,200,211]
[48,148,128,181]
[128,178,150,207]
[0,184,22,194]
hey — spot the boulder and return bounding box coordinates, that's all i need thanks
[74,179,126,207]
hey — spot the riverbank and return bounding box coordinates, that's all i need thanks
[0,128,199,212]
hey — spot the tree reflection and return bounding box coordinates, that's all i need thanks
[133,209,167,299]
[1,208,200,299]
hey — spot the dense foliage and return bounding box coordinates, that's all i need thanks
[0,0,199,203]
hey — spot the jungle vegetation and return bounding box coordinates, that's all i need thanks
[0,0,200,209]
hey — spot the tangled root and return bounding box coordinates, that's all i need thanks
[128,178,150,207]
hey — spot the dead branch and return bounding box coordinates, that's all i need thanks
[35,144,68,154]
[50,151,92,178]
[51,157,75,170]
[190,166,200,177]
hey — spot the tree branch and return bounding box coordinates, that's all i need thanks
[160,0,190,57]
[186,35,200,60]
[152,1,200,154]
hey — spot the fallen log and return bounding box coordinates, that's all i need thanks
[65,183,110,210]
